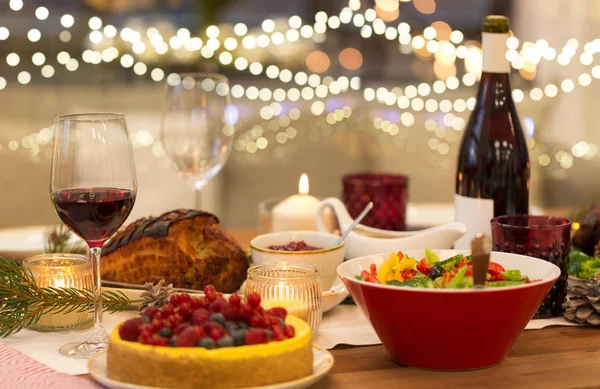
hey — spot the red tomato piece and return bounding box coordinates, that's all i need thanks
[489,273,506,282]
[396,251,405,260]
[402,269,418,279]
[370,263,378,278]
[456,259,473,276]
[465,265,473,277]
[360,270,380,283]
[417,258,432,275]
[488,262,506,276]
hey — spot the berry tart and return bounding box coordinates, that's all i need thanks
[107,286,313,389]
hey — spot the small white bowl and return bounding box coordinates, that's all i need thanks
[250,231,345,291]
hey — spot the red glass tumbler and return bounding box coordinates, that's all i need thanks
[342,173,408,231]
[491,215,572,318]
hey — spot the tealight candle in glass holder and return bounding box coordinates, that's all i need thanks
[22,254,93,331]
[245,263,322,335]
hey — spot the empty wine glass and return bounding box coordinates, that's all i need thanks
[160,72,235,209]
[50,113,137,358]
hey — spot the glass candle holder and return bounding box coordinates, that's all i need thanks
[491,215,572,318]
[343,173,409,231]
[245,263,322,335]
[22,254,93,331]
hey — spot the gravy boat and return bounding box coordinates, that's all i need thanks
[315,198,466,259]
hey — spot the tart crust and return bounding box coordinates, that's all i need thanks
[107,316,313,389]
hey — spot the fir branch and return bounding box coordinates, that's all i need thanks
[0,257,140,338]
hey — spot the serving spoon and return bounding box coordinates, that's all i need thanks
[334,201,373,246]
[471,233,493,289]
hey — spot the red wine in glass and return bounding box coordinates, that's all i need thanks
[50,113,137,358]
[52,188,135,248]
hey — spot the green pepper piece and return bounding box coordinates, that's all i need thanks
[355,275,364,281]
[486,280,525,287]
[437,254,464,270]
[386,280,404,286]
[460,276,474,288]
[425,248,440,264]
[448,265,468,288]
[387,278,433,288]
[502,270,522,281]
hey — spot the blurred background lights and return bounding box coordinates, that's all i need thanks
[339,48,363,70]
[61,14,75,28]
[0,2,592,166]
[306,51,330,73]
[234,23,248,36]
[414,0,436,14]
[120,54,134,68]
[59,31,72,42]
[206,25,220,38]
[9,0,23,11]
[261,19,275,33]
[32,53,45,66]
[35,6,49,20]
[17,71,31,85]
[66,58,79,72]
[133,62,147,75]
[27,29,42,42]
[0,27,9,41]
[6,53,20,67]
[89,16,102,30]
[103,25,117,38]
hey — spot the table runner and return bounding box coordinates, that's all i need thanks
[0,343,101,389]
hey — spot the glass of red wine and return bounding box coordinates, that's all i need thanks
[50,113,137,358]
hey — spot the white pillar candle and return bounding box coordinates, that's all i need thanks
[272,174,334,232]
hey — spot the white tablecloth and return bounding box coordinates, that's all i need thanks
[0,305,583,376]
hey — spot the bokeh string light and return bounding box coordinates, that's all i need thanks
[0,0,598,173]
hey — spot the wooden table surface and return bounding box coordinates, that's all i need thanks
[83,228,599,389]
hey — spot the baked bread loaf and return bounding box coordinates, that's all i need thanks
[101,209,248,292]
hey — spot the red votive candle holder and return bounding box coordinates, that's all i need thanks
[342,173,409,231]
[491,215,572,318]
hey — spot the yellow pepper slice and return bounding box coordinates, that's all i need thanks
[378,252,400,284]
[394,267,404,281]
[397,257,417,272]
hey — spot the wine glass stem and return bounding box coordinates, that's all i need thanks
[89,246,106,343]
[194,187,201,210]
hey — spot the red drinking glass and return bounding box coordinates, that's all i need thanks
[342,173,408,231]
[491,215,571,318]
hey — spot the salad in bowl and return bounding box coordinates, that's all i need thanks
[358,248,537,289]
[337,249,559,370]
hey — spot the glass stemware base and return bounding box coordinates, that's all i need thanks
[59,325,108,358]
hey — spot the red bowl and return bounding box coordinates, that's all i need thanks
[337,250,560,370]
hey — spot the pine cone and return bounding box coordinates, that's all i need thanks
[563,279,600,325]
[139,280,172,312]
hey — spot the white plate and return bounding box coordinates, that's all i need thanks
[88,345,334,389]
[322,278,349,312]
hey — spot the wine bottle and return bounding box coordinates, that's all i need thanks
[454,15,530,249]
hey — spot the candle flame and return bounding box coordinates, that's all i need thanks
[299,173,309,195]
